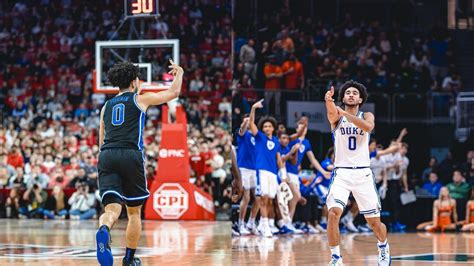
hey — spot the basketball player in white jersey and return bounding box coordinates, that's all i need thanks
[324,81,390,266]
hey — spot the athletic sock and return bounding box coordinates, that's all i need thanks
[321,217,327,224]
[124,247,136,261]
[260,218,269,227]
[377,238,388,248]
[269,218,275,227]
[330,245,341,257]
[248,217,255,225]
[238,219,244,226]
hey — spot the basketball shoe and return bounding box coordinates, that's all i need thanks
[123,257,142,266]
[96,225,113,266]
[377,243,391,266]
[328,254,344,266]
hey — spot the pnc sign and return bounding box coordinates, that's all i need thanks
[159,149,185,158]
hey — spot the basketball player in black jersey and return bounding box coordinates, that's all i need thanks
[96,59,183,266]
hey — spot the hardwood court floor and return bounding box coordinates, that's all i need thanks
[232,232,474,265]
[0,219,231,265]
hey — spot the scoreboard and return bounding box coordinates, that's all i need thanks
[125,0,159,18]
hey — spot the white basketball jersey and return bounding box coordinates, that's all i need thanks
[333,111,370,168]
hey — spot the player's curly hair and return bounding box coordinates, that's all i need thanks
[257,116,277,133]
[338,80,368,107]
[107,62,141,90]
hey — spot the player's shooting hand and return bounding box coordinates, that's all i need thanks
[252,99,264,109]
[300,116,308,126]
[401,128,408,136]
[325,86,335,102]
[168,58,183,76]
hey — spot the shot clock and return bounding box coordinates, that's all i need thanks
[125,0,159,18]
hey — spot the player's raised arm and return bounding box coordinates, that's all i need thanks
[289,117,307,141]
[289,143,300,165]
[396,128,408,143]
[376,143,400,158]
[249,99,263,136]
[136,59,183,111]
[238,117,250,136]
[325,86,340,128]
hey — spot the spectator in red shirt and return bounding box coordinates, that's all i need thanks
[190,146,204,179]
[200,143,214,184]
[7,147,24,169]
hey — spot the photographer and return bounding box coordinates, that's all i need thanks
[19,183,47,218]
[42,185,69,219]
[68,182,97,220]
[26,165,49,189]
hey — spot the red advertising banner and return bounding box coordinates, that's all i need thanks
[145,105,215,220]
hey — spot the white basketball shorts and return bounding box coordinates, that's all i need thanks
[326,167,381,218]
[256,169,278,199]
[239,167,256,190]
[287,172,300,190]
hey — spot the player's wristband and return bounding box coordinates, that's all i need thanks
[279,168,288,180]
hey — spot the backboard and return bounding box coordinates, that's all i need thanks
[94,39,179,94]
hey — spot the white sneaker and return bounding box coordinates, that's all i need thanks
[257,224,264,236]
[248,223,259,235]
[328,255,344,266]
[288,223,304,234]
[341,215,358,233]
[315,223,327,233]
[239,224,251,235]
[345,220,359,233]
[269,225,279,235]
[232,227,240,237]
[378,243,391,266]
[264,225,273,238]
[306,224,320,234]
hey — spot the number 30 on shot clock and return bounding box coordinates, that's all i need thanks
[125,0,159,18]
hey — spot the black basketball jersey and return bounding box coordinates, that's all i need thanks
[101,92,145,151]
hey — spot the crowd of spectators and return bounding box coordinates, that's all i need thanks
[0,0,233,219]
[418,150,474,221]
[233,7,462,116]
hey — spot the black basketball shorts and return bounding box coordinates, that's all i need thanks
[98,149,150,207]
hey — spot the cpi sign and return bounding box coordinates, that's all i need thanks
[153,183,188,219]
